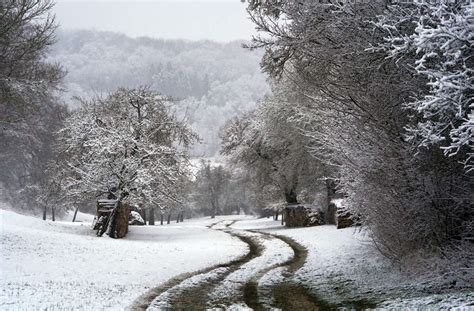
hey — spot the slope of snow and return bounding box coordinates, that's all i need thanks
[60,209,95,222]
[0,209,248,310]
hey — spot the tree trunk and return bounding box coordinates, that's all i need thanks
[281,212,284,225]
[52,207,55,222]
[176,213,180,223]
[285,189,298,204]
[275,211,279,221]
[72,207,79,222]
[43,206,47,221]
[180,213,184,222]
[167,214,171,224]
[211,200,217,219]
[106,202,129,239]
[326,179,332,211]
[142,208,147,225]
[160,214,164,225]
[149,207,155,226]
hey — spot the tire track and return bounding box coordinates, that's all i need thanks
[129,219,338,310]
[207,229,293,308]
[128,220,263,310]
[242,229,377,311]
[151,231,263,310]
[241,229,324,310]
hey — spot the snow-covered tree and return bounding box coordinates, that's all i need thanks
[243,0,473,262]
[56,88,197,212]
[192,160,231,218]
[0,0,65,210]
[375,1,473,171]
[220,85,325,209]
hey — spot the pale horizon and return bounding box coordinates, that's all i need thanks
[53,0,256,42]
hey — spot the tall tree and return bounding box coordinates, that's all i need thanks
[243,0,473,261]
[193,160,230,218]
[0,0,65,209]
[56,88,197,218]
[374,1,473,172]
[221,83,325,209]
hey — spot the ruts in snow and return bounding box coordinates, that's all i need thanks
[134,219,320,310]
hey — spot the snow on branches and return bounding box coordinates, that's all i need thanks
[56,88,197,207]
[375,1,473,171]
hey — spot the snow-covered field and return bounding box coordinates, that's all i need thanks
[0,209,248,310]
[1,208,472,310]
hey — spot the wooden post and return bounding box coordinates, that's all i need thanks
[52,207,55,222]
[112,202,129,238]
[72,207,79,222]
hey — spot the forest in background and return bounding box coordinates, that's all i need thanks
[46,30,269,156]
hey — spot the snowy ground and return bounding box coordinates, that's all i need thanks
[1,208,472,310]
[0,209,248,310]
[232,218,474,309]
[209,229,293,304]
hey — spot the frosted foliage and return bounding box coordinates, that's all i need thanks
[57,88,196,206]
[376,2,473,171]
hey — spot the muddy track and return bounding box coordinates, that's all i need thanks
[129,220,374,310]
[242,229,324,311]
[244,230,376,311]
[129,221,321,310]
[128,220,263,310]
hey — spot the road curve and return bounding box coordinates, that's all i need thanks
[128,219,327,310]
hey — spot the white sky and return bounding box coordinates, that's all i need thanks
[53,0,257,42]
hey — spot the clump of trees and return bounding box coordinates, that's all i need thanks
[1,0,201,229]
[232,0,473,267]
[0,0,66,212]
[190,160,252,218]
[53,88,197,236]
[220,83,328,215]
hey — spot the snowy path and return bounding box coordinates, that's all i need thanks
[0,210,249,310]
[3,210,470,309]
[137,220,324,310]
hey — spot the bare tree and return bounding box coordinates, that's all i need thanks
[0,0,65,211]
[193,160,230,218]
[243,0,473,262]
[55,88,197,237]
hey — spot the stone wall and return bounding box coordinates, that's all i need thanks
[284,205,324,228]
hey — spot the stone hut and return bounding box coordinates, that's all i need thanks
[283,204,324,228]
[328,199,357,229]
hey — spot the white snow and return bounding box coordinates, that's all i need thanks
[149,267,229,310]
[230,219,474,308]
[1,209,471,309]
[330,198,345,208]
[0,208,247,310]
[209,229,293,304]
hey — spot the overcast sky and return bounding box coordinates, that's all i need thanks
[53,0,257,42]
